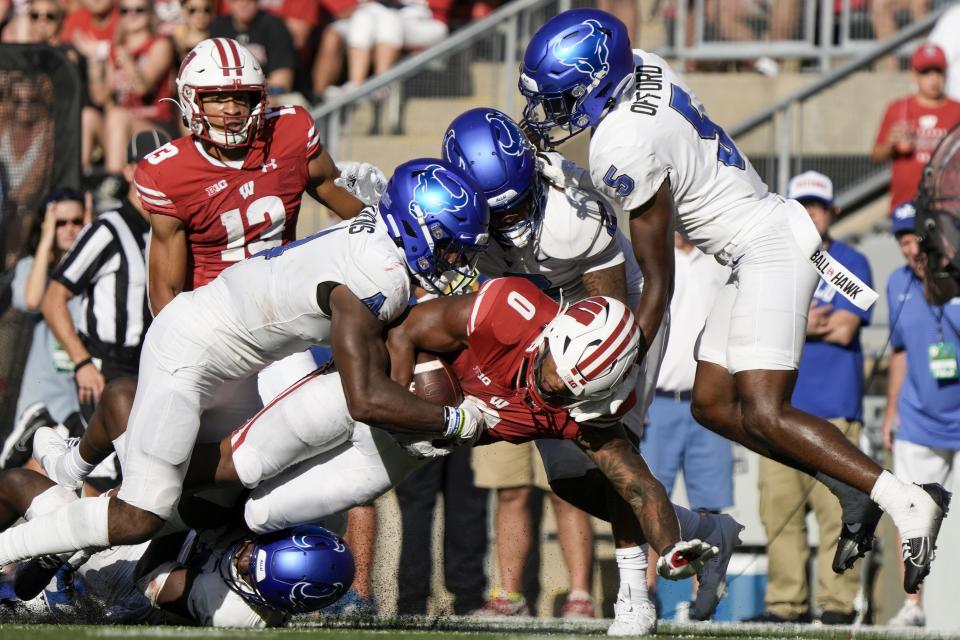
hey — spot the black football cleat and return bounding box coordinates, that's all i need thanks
[13,555,64,601]
[832,501,882,574]
[902,483,951,594]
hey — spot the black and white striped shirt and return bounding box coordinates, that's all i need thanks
[53,200,151,365]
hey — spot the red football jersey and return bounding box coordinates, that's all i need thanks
[451,277,585,445]
[134,104,321,290]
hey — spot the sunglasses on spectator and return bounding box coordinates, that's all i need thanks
[186,6,212,14]
[29,11,61,21]
[56,218,85,228]
[120,6,149,15]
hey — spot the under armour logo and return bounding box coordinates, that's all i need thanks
[261,158,278,173]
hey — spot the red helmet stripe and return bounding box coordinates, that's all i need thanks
[577,308,634,380]
[581,322,638,382]
[212,38,230,76]
[226,38,243,76]
[566,298,606,326]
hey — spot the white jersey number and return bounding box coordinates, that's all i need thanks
[219,195,286,262]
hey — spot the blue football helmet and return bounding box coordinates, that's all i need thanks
[219,525,355,613]
[379,158,490,295]
[442,108,544,249]
[519,9,634,146]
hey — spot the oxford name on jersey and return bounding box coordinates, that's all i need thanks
[134,105,321,290]
[477,181,642,304]
[166,210,409,378]
[452,277,628,444]
[590,50,779,255]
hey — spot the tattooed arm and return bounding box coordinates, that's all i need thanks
[572,422,679,554]
[582,264,628,305]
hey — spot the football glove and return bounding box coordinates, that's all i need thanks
[442,396,487,446]
[395,436,452,460]
[335,161,387,207]
[535,151,592,191]
[656,539,719,580]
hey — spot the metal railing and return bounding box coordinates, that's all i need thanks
[311,0,575,160]
[664,0,949,72]
[726,5,948,206]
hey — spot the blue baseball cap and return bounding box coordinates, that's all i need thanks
[892,201,917,236]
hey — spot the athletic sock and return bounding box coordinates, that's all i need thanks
[615,545,649,603]
[0,496,110,565]
[815,472,876,524]
[870,470,935,538]
[57,443,95,488]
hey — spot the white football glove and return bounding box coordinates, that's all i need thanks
[535,151,592,191]
[441,396,488,446]
[335,161,387,207]
[400,439,452,460]
[569,363,641,424]
[656,539,719,580]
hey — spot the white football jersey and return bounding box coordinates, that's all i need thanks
[76,542,162,623]
[477,182,641,303]
[590,50,780,255]
[158,209,410,378]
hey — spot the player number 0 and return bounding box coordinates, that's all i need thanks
[506,291,535,320]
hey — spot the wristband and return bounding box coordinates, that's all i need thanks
[636,326,649,361]
[73,357,94,373]
[442,406,464,440]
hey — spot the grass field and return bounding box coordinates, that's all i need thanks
[0,618,957,640]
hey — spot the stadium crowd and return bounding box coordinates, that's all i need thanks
[0,0,956,634]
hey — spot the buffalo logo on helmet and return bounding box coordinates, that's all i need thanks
[442,131,470,172]
[553,19,610,81]
[484,111,530,158]
[288,580,344,610]
[409,164,471,219]
[292,533,347,553]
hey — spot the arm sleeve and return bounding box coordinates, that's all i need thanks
[590,143,670,213]
[52,222,116,295]
[11,257,36,314]
[829,251,874,325]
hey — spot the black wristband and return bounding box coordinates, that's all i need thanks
[73,357,94,374]
[637,326,649,361]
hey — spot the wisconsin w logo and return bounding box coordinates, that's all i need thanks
[554,18,610,80]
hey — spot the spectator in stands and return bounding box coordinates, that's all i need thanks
[40,130,164,420]
[872,43,960,211]
[258,0,318,56]
[87,0,175,174]
[171,0,213,60]
[750,172,872,625]
[395,447,488,616]
[210,0,296,95]
[471,442,595,618]
[928,3,960,102]
[312,0,356,100]
[0,75,53,217]
[342,0,448,98]
[881,201,960,628]
[0,189,87,471]
[641,230,731,617]
[873,0,928,72]
[62,0,119,61]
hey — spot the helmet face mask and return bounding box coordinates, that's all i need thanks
[177,38,267,149]
[491,181,545,249]
[519,10,634,147]
[380,159,490,296]
[219,525,355,613]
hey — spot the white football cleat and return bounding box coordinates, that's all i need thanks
[607,587,657,636]
[691,513,744,620]
[32,427,81,491]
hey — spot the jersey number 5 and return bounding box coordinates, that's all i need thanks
[669,85,746,170]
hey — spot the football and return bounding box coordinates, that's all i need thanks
[410,353,463,406]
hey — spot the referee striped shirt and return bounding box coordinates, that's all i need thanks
[53,200,151,363]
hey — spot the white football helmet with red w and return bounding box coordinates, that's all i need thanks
[526,296,640,410]
[176,38,266,148]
